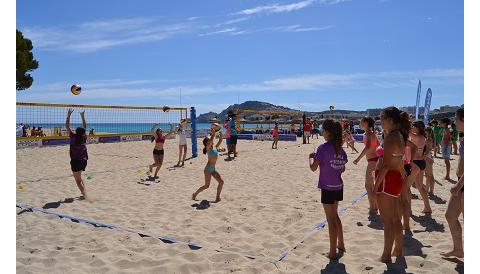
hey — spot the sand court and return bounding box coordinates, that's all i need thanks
[17,139,463,273]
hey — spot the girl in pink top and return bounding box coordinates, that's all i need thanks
[272,123,279,149]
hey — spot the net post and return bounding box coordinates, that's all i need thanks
[302,112,306,144]
[190,107,198,158]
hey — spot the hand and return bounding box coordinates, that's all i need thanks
[309,153,315,159]
[79,111,85,116]
[67,108,74,115]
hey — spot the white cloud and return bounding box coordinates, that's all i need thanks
[199,27,238,36]
[21,17,196,53]
[232,0,350,16]
[17,68,463,103]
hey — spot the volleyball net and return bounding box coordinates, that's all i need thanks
[235,109,305,141]
[16,102,197,155]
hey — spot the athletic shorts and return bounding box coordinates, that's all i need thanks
[375,170,403,197]
[226,137,231,145]
[153,149,164,155]
[321,188,344,204]
[70,159,87,172]
[230,135,238,145]
[441,144,452,160]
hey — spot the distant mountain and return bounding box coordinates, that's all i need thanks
[196,101,366,123]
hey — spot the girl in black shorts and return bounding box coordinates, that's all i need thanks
[66,109,89,199]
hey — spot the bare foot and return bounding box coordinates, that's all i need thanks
[192,193,197,201]
[214,197,221,203]
[445,176,451,180]
[440,250,464,258]
[338,245,346,253]
[369,209,378,215]
[379,255,392,263]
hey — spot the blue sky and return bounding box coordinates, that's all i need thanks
[16,0,464,114]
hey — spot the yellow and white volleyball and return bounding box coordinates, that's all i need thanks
[212,123,221,132]
[71,84,82,95]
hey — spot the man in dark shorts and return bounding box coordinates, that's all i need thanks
[229,113,238,157]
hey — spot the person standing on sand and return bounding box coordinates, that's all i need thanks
[353,117,379,214]
[66,108,89,200]
[290,122,296,135]
[425,127,435,194]
[229,113,239,157]
[147,123,174,179]
[409,120,432,214]
[441,108,464,258]
[313,120,320,139]
[304,118,312,144]
[440,118,453,180]
[175,122,188,167]
[309,119,347,260]
[272,122,279,149]
[432,120,443,158]
[451,122,459,155]
[374,107,410,263]
[192,128,224,202]
[224,118,233,159]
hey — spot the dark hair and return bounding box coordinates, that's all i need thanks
[425,126,434,140]
[151,128,161,142]
[361,116,375,130]
[440,118,451,126]
[381,107,411,143]
[431,120,438,125]
[322,119,343,155]
[202,137,210,155]
[456,108,464,121]
[412,120,426,137]
[75,127,86,144]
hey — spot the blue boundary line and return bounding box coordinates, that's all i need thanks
[16,204,266,261]
[274,191,368,264]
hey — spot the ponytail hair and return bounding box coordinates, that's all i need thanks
[361,116,375,130]
[382,107,411,143]
[412,120,426,137]
[75,127,86,145]
[202,137,209,155]
[322,119,343,155]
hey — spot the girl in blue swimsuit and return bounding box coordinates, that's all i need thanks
[192,128,224,202]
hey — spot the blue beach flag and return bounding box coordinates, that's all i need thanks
[423,88,432,124]
[415,80,422,119]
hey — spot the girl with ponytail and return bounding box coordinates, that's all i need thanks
[353,116,379,214]
[308,119,348,259]
[373,106,409,263]
[192,127,224,203]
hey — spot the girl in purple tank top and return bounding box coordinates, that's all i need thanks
[66,108,89,200]
[308,119,347,260]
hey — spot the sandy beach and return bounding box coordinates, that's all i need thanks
[16,138,463,273]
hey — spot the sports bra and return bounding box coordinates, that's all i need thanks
[155,135,166,144]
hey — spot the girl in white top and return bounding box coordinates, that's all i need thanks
[176,122,188,167]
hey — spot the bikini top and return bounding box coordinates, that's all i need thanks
[364,132,378,147]
[209,149,218,157]
[155,135,166,144]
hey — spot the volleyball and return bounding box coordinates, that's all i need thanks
[212,123,221,132]
[71,84,82,95]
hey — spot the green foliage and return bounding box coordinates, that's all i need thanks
[17,29,39,91]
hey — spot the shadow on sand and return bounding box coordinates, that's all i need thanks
[411,214,445,233]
